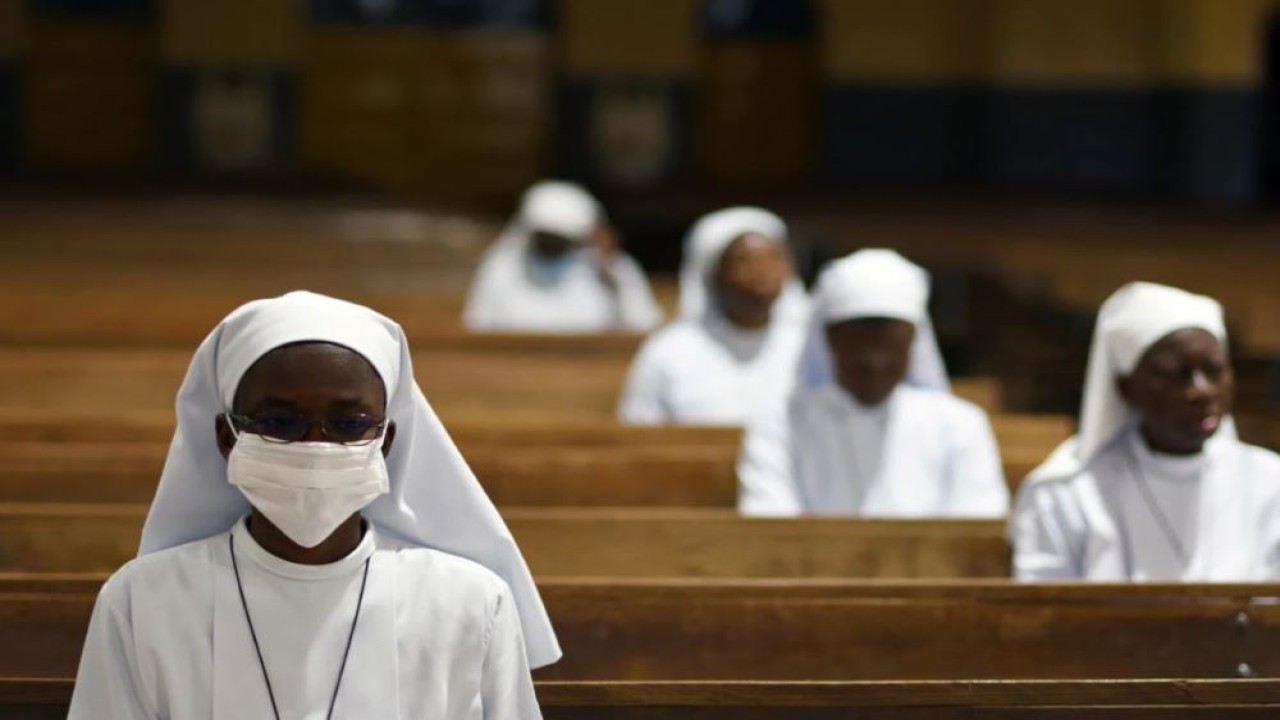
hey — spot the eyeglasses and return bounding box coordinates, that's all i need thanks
[228,412,387,446]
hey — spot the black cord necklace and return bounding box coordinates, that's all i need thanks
[229,532,371,720]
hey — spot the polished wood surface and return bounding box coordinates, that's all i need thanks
[1,580,1276,680]
[4,677,1279,719]
[0,504,1010,578]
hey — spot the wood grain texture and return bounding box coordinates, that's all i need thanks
[2,582,1280,680]
[0,505,1012,577]
[0,412,1062,505]
[5,678,1277,718]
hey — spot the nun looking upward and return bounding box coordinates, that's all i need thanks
[738,249,1008,518]
[70,292,553,720]
[463,180,663,333]
[1011,282,1280,581]
[617,207,808,426]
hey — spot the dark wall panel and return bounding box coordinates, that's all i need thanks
[309,0,548,27]
[0,61,18,169]
[557,77,692,191]
[702,0,814,38]
[28,0,150,19]
[158,67,294,173]
[824,85,984,186]
[986,89,1158,194]
[1177,89,1259,206]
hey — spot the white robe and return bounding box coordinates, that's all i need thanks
[463,241,662,333]
[70,519,542,720]
[1010,426,1280,581]
[738,384,1008,517]
[617,316,805,426]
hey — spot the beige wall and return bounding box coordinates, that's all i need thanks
[819,0,988,83]
[159,0,301,65]
[559,0,699,77]
[987,0,1161,86]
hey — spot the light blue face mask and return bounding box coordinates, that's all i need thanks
[525,248,583,286]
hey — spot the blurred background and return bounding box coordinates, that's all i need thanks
[5,0,1280,421]
[3,0,1277,204]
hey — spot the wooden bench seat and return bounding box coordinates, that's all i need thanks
[4,677,1278,719]
[0,504,1010,577]
[0,580,1276,680]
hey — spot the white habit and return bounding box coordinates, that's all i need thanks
[70,291,554,719]
[463,181,663,333]
[71,521,540,719]
[738,249,1008,517]
[1011,282,1280,581]
[618,207,807,425]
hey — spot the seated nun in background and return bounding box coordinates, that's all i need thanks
[1010,282,1280,581]
[70,291,554,720]
[617,207,808,425]
[463,180,663,332]
[738,249,1008,517]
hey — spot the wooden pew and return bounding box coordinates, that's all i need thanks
[1,579,1277,680]
[5,678,1279,719]
[0,435,740,507]
[0,415,1065,506]
[0,347,1008,417]
[535,580,1280,681]
[0,346,639,420]
[0,505,1010,577]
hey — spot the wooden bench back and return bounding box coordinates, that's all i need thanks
[0,505,1011,578]
[0,580,1277,681]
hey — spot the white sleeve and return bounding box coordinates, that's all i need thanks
[68,581,157,720]
[463,256,504,331]
[609,255,664,332]
[943,408,1010,517]
[482,583,542,720]
[737,400,803,516]
[617,339,670,425]
[1008,481,1085,580]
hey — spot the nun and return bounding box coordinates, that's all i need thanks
[1010,282,1280,581]
[69,291,554,719]
[463,180,663,332]
[617,207,808,425]
[738,249,1008,517]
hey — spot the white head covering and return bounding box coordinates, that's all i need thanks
[797,249,950,392]
[1073,281,1229,465]
[677,206,808,323]
[517,180,602,242]
[138,291,561,668]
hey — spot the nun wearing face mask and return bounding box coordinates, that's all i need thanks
[617,207,808,425]
[69,291,554,720]
[462,180,663,333]
[1010,282,1280,581]
[737,249,1008,518]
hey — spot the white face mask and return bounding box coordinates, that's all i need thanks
[227,433,390,549]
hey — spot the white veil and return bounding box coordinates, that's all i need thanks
[796,249,950,393]
[676,206,809,324]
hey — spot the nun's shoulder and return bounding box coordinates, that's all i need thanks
[904,386,992,425]
[383,545,511,604]
[1232,439,1280,478]
[633,320,715,359]
[95,532,229,609]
